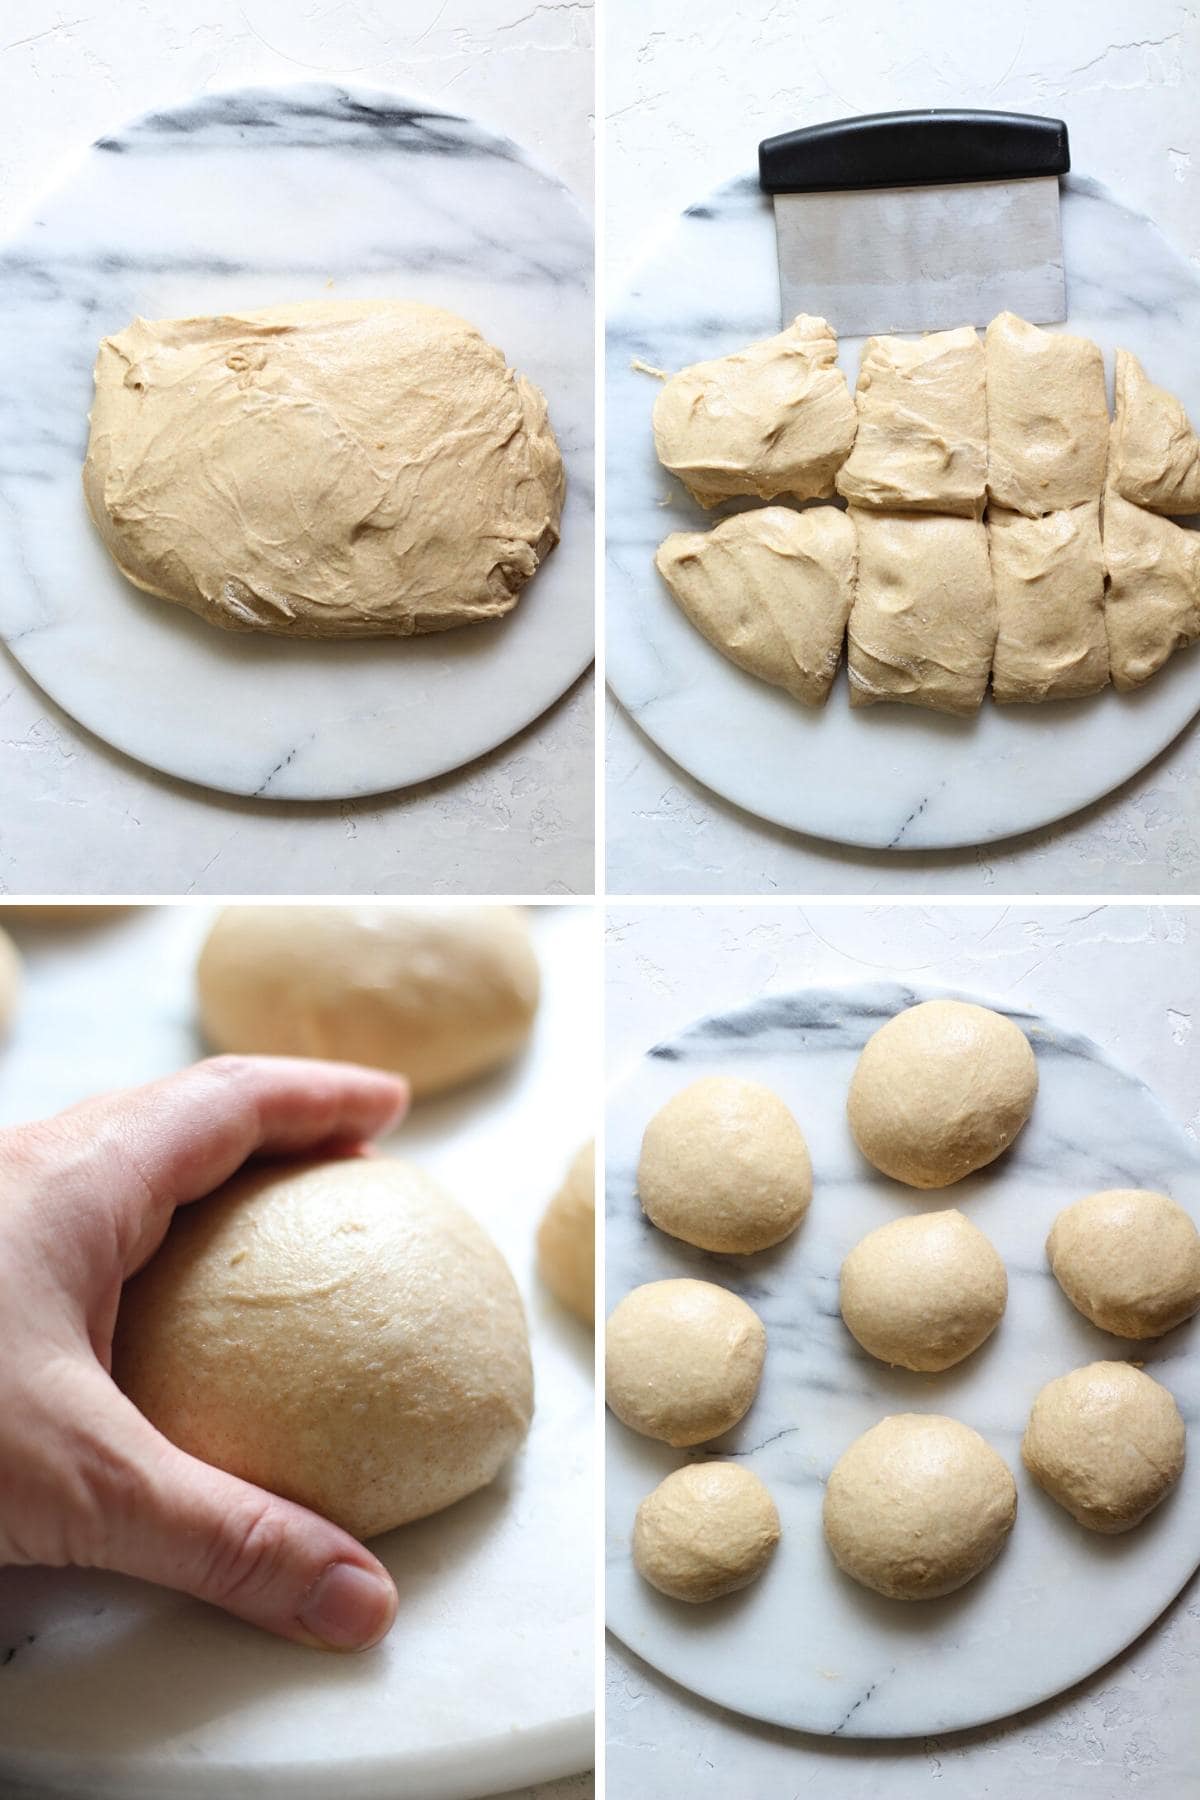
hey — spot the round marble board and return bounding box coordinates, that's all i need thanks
[0,906,593,1798]
[0,85,592,801]
[605,981,1200,1736]
[607,175,1200,849]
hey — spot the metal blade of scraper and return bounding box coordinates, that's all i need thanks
[759,110,1069,338]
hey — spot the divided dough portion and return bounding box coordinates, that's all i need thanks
[1110,349,1200,514]
[836,326,987,516]
[1047,1188,1200,1339]
[985,312,1109,516]
[989,502,1109,703]
[634,1462,781,1602]
[1102,492,1200,692]
[605,1279,766,1447]
[1022,1361,1186,1533]
[537,1141,595,1325]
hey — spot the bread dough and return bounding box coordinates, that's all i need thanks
[112,1156,533,1539]
[605,1279,766,1447]
[652,314,857,507]
[655,505,856,705]
[0,927,20,1039]
[537,1141,595,1324]
[1022,1361,1185,1532]
[83,299,564,637]
[823,1414,1016,1600]
[637,1076,812,1253]
[846,511,996,715]
[836,326,987,516]
[633,1462,780,1602]
[840,1209,1007,1371]
[1103,491,1200,692]
[847,999,1037,1189]
[1110,349,1200,514]
[989,503,1109,702]
[985,312,1109,516]
[1047,1188,1200,1339]
[197,905,539,1099]
[0,905,128,922]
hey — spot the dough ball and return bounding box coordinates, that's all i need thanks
[113,1156,533,1539]
[197,904,539,1099]
[637,1076,812,1254]
[1048,1188,1200,1339]
[823,1414,1016,1599]
[847,999,1037,1189]
[84,299,563,638]
[605,1279,766,1447]
[633,1462,780,1602]
[840,1209,1007,1371]
[537,1141,595,1324]
[1022,1361,1185,1533]
[0,927,20,1038]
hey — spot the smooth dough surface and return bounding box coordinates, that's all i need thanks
[655,505,856,706]
[1110,349,1200,514]
[1022,1361,1185,1532]
[197,904,539,1099]
[537,1141,595,1325]
[652,314,857,507]
[823,1413,1016,1600]
[989,502,1109,702]
[113,1156,533,1540]
[836,326,987,516]
[605,1279,766,1447]
[847,998,1037,1189]
[0,927,20,1038]
[633,1462,781,1602]
[846,511,996,715]
[83,299,564,637]
[637,1076,812,1254]
[985,312,1109,516]
[840,1209,1007,1371]
[1047,1188,1200,1339]
[1102,491,1200,692]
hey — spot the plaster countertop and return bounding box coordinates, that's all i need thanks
[604,0,1200,894]
[0,0,594,897]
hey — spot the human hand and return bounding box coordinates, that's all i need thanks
[0,1055,409,1651]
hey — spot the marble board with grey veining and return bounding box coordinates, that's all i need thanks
[605,982,1200,1736]
[607,176,1200,850]
[0,84,593,801]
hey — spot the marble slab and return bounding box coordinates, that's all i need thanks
[0,904,595,1798]
[0,85,593,801]
[605,981,1200,1736]
[606,176,1200,850]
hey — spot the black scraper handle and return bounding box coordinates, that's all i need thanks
[759,109,1069,195]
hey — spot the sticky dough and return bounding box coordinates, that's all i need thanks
[1110,349,1200,514]
[989,502,1109,702]
[985,312,1109,516]
[1102,491,1200,692]
[836,326,987,516]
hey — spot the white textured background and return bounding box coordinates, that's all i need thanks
[605,902,1200,1796]
[0,0,594,897]
[605,0,1200,895]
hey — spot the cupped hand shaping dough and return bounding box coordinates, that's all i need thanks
[840,1209,1007,1371]
[1022,1361,1185,1532]
[605,1279,767,1446]
[537,1141,595,1325]
[83,299,564,637]
[823,1414,1016,1599]
[1047,1188,1200,1339]
[197,904,539,1099]
[985,312,1109,516]
[0,927,20,1039]
[655,505,856,705]
[1110,349,1200,514]
[846,510,996,715]
[1102,491,1200,692]
[113,1156,534,1539]
[652,314,856,507]
[989,502,1109,703]
[637,1076,812,1254]
[836,326,987,516]
[634,1462,781,1602]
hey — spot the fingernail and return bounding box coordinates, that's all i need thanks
[298,1562,396,1651]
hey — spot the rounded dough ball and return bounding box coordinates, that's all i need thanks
[637,1076,812,1254]
[605,1279,766,1447]
[823,1414,1016,1599]
[1022,1361,1185,1533]
[113,1156,533,1539]
[197,904,539,1099]
[0,927,20,1038]
[848,999,1038,1189]
[633,1462,781,1602]
[1047,1189,1200,1339]
[840,1209,1007,1371]
[537,1141,595,1324]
